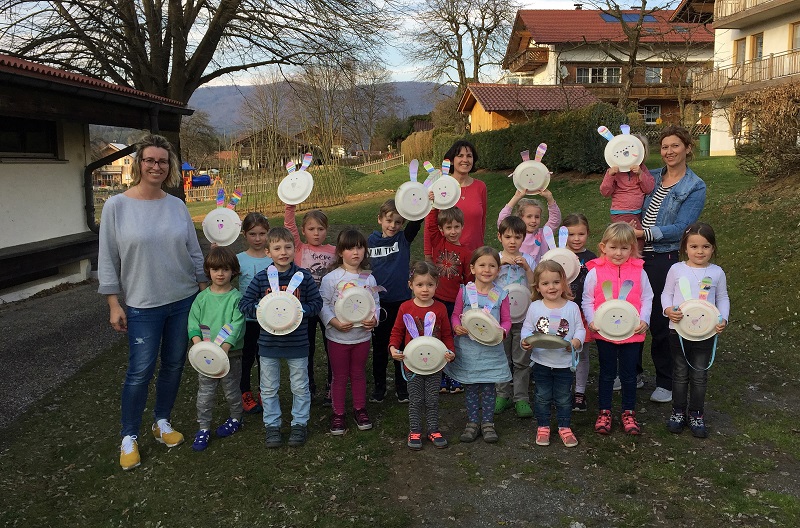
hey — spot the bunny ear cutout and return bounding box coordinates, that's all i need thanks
[267,265,280,293]
[441,159,451,176]
[620,124,631,135]
[543,226,557,251]
[403,313,420,339]
[409,159,419,182]
[423,311,436,337]
[597,126,614,142]
[227,188,242,210]
[300,152,313,171]
[216,188,225,207]
[423,161,436,175]
[286,160,296,174]
[558,226,569,248]
[678,276,694,301]
[601,280,613,302]
[618,280,634,301]
[534,143,547,162]
[199,324,212,342]
[699,276,713,301]
[520,150,531,162]
[286,271,305,295]
[213,323,234,346]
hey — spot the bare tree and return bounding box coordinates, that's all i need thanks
[406,0,519,90]
[180,111,218,170]
[341,62,403,155]
[0,0,397,105]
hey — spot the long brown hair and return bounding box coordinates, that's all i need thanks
[130,134,182,189]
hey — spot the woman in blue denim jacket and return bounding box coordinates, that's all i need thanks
[634,126,706,404]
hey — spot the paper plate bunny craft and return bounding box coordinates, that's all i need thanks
[597,124,646,173]
[278,153,315,205]
[201,188,243,246]
[522,315,580,371]
[510,144,551,195]
[593,279,640,342]
[505,283,532,324]
[427,159,462,209]
[674,276,722,342]
[333,272,385,327]
[256,265,306,335]
[394,159,433,221]
[460,283,505,346]
[539,226,582,284]
[188,323,234,378]
[401,311,449,376]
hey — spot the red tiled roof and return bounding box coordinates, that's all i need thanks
[458,83,600,113]
[516,9,714,44]
[0,53,187,108]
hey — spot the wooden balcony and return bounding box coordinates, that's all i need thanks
[562,82,692,101]
[506,47,549,73]
[713,0,800,29]
[693,48,800,99]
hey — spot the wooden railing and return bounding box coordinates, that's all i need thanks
[693,48,800,97]
[506,47,550,73]
[353,154,405,174]
[714,0,778,19]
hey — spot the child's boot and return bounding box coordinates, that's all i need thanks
[459,422,479,442]
[689,410,708,438]
[667,408,686,434]
[481,422,499,443]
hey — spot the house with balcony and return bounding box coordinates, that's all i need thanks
[680,0,800,155]
[93,143,134,187]
[501,7,714,126]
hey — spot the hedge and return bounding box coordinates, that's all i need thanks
[400,130,434,163]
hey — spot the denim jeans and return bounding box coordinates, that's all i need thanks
[259,356,310,427]
[596,340,639,411]
[532,363,573,428]
[669,330,714,412]
[121,294,195,438]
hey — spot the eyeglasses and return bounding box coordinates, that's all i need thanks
[141,158,170,167]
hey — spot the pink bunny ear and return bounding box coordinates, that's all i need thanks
[286,160,296,174]
[403,314,420,339]
[520,150,531,162]
[441,159,451,176]
[227,189,242,209]
[534,143,547,162]
[423,311,436,337]
[300,152,313,170]
[542,226,557,250]
[409,159,419,182]
[199,324,211,342]
[597,126,614,141]
[216,188,225,207]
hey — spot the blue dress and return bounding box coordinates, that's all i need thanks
[445,285,512,384]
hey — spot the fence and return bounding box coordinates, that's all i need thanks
[353,154,405,174]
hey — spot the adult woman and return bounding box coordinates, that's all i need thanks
[98,134,206,470]
[424,140,487,256]
[635,126,706,403]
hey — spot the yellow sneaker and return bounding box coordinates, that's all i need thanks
[120,435,140,471]
[152,420,184,447]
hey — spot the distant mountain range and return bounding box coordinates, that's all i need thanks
[188,81,455,135]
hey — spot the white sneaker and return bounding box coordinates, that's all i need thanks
[636,374,645,389]
[650,387,673,403]
[612,377,621,391]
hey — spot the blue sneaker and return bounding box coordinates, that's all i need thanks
[216,417,242,438]
[449,380,463,394]
[192,429,210,451]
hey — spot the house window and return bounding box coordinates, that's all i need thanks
[792,22,800,50]
[0,117,59,159]
[734,38,746,65]
[639,105,661,125]
[750,33,763,60]
[576,67,589,83]
[576,66,621,84]
[124,158,130,165]
[606,67,621,84]
[645,66,662,84]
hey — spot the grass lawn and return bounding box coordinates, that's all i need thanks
[2,156,799,527]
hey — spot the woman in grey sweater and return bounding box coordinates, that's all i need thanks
[98,135,206,471]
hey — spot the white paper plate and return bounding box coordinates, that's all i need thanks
[461,310,504,346]
[202,207,242,247]
[676,299,720,341]
[540,248,581,284]
[277,170,314,205]
[512,160,550,195]
[256,292,304,335]
[188,341,231,378]
[430,175,462,209]
[505,283,531,324]
[395,181,432,221]
[403,336,448,375]
[334,286,376,327]
[594,299,639,342]
[604,135,645,173]
[523,333,570,350]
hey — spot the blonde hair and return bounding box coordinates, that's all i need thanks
[598,222,640,259]
[515,198,543,217]
[531,260,574,301]
[130,134,182,189]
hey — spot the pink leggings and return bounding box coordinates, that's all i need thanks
[328,340,371,415]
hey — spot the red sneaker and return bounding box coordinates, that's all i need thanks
[242,391,263,414]
[621,410,640,435]
[595,410,612,435]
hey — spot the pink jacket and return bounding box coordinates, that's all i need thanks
[584,257,651,344]
[599,164,655,214]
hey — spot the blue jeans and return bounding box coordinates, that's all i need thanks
[121,294,195,438]
[532,363,573,428]
[259,356,310,427]
[596,340,640,411]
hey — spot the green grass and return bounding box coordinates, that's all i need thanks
[3,156,800,526]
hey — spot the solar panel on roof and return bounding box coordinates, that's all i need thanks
[600,13,658,23]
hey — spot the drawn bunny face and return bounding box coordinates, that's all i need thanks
[394,159,433,221]
[402,312,448,375]
[598,124,645,172]
[674,276,722,341]
[511,143,550,194]
[278,153,314,205]
[201,188,243,246]
[593,279,640,341]
[540,226,581,283]
[256,266,305,334]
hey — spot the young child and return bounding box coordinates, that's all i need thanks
[521,260,585,448]
[239,227,323,448]
[237,212,272,415]
[423,206,472,394]
[599,134,655,252]
[187,246,246,451]
[563,213,597,412]
[285,204,336,403]
[390,262,456,450]
[497,188,561,263]
[662,222,729,438]
[582,222,653,435]
[494,215,536,418]
[447,246,512,444]
[319,229,380,435]
[368,199,423,403]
